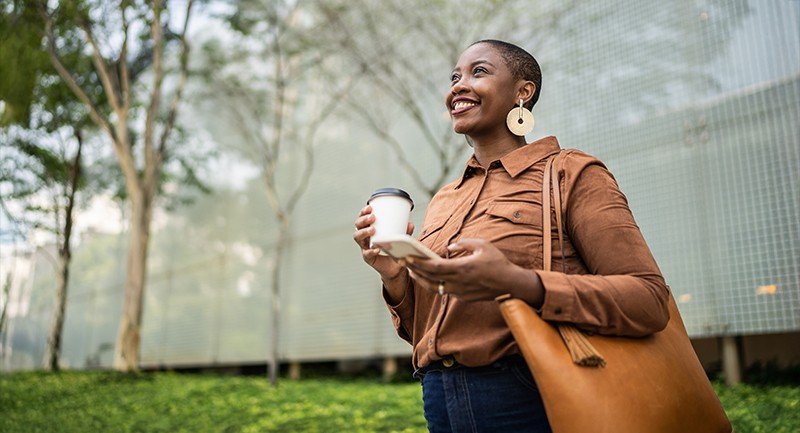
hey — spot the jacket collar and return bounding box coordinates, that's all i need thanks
[455,136,562,188]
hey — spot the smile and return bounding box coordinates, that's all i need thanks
[452,100,478,112]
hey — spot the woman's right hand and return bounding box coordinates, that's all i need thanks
[353,205,414,282]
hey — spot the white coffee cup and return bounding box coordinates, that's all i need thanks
[367,188,414,251]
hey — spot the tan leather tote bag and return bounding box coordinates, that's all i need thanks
[496,154,732,433]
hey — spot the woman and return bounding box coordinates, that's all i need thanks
[353,39,670,433]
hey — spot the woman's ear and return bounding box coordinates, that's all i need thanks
[517,81,536,105]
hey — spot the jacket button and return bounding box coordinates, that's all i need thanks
[514,211,521,218]
[554,307,563,315]
[442,357,455,367]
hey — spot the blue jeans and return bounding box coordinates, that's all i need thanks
[415,355,552,433]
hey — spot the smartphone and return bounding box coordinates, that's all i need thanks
[371,234,440,260]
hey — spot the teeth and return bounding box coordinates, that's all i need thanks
[453,101,477,110]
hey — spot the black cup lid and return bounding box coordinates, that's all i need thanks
[368,187,414,210]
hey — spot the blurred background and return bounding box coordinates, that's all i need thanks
[1,0,798,384]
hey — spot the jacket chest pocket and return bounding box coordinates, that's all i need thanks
[418,216,449,256]
[484,201,543,268]
[486,202,540,225]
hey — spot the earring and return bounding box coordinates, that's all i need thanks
[506,99,534,136]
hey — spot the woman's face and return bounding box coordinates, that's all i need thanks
[445,43,520,136]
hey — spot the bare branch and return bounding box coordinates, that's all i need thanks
[261,175,285,224]
[79,21,122,112]
[320,1,450,191]
[203,67,275,164]
[225,93,272,164]
[37,3,116,144]
[144,0,165,177]
[268,38,286,177]
[60,129,83,260]
[346,99,433,196]
[120,0,131,114]
[157,0,195,155]
[285,71,361,214]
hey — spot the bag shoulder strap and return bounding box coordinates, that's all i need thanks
[542,153,566,273]
[542,152,606,368]
[542,155,556,271]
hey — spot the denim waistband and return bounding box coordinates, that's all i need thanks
[413,354,527,380]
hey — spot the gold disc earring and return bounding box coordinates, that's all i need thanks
[506,99,535,136]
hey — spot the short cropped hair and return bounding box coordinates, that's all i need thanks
[471,39,542,110]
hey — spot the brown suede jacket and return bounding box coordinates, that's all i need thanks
[384,136,670,370]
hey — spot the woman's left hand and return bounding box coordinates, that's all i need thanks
[405,238,523,302]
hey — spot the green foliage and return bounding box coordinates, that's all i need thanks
[0,131,81,237]
[3,136,77,192]
[0,0,98,129]
[0,0,111,241]
[1,372,798,433]
[0,1,48,126]
[714,381,800,433]
[0,371,427,433]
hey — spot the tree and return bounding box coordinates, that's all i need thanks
[36,0,197,371]
[1,131,86,371]
[0,0,109,371]
[197,0,359,385]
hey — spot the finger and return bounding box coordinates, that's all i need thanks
[447,238,486,254]
[353,224,373,240]
[354,213,375,230]
[406,222,415,236]
[358,205,373,217]
[406,263,459,282]
[362,248,378,263]
[406,256,467,278]
[353,226,375,249]
[363,248,392,266]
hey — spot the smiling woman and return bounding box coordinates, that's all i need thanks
[445,42,537,142]
[353,39,671,433]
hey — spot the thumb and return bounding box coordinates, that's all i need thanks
[447,238,485,255]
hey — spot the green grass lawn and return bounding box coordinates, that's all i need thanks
[1,371,798,433]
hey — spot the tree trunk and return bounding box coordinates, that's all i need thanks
[268,219,289,386]
[112,193,153,371]
[0,274,10,346]
[42,254,69,371]
[43,133,82,371]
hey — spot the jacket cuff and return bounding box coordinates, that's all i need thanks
[383,284,414,332]
[535,270,576,321]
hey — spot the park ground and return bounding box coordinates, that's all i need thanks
[0,370,799,432]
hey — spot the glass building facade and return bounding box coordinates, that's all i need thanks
[2,0,798,370]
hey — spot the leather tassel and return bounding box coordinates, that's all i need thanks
[557,324,606,367]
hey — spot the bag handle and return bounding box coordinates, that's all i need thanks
[542,153,606,368]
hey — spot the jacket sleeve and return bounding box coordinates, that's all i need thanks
[536,152,670,337]
[383,278,415,344]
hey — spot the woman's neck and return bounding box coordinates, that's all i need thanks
[470,133,528,167]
